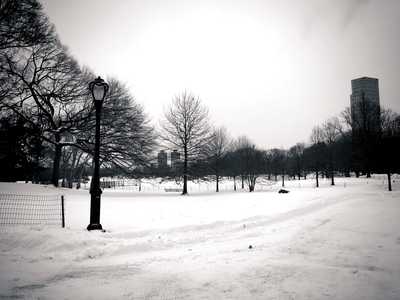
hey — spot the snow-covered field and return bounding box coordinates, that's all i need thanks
[0,177,399,299]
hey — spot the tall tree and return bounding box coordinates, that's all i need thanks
[0,0,53,50]
[288,143,305,180]
[232,136,264,192]
[269,148,287,187]
[306,125,327,188]
[379,108,400,191]
[239,145,264,192]
[94,79,156,172]
[322,117,342,186]
[160,91,211,195]
[1,41,92,186]
[206,127,231,192]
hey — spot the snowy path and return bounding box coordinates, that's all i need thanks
[0,179,399,299]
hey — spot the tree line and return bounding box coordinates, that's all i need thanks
[1,0,399,193]
[158,92,399,193]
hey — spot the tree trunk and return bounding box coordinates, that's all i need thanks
[233,176,236,191]
[51,135,62,187]
[387,172,392,191]
[241,176,244,189]
[249,183,254,192]
[316,170,319,188]
[182,146,188,195]
[68,149,78,189]
[282,174,285,187]
[216,174,219,192]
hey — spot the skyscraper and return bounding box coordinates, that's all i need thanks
[350,77,380,132]
[157,150,168,169]
[170,150,180,169]
[350,77,381,176]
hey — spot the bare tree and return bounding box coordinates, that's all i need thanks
[241,145,264,192]
[288,143,305,180]
[1,41,92,186]
[307,125,327,188]
[160,91,211,195]
[322,117,342,186]
[232,136,264,192]
[0,0,53,51]
[379,108,400,191]
[206,127,231,192]
[96,79,156,172]
[232,136,253,189]
[269,148,287,187]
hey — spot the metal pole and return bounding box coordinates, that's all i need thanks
[87,101,103,231]
[61,195,65,228]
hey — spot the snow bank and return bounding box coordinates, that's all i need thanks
[0,178,399,299]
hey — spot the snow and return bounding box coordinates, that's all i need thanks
[0,177,399,299]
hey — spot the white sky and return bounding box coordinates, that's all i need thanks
[41,0,400,149]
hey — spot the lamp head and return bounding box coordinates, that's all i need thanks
[89,76,109,102]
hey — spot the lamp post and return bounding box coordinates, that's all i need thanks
[87,76,109,231]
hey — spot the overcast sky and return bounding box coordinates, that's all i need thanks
[41,0,400,149]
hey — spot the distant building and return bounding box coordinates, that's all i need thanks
[350,77,381,176]
[157,150,168,169]
[170,150,180,169]
[350,77,380,133]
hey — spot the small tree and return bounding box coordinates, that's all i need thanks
[307,126,327,188]
[269,148,286,182]
[288,143,305,180]
[206,127,231,192]
[379,108,400,191]
[322,117,342,186]
[235,141,264,192]
[160,91,211,195]
[233,136,254,189]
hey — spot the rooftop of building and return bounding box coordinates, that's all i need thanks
[352,76,378,82]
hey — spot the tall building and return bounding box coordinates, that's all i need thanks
[170,150,180,169]
[350,77,381,176]
[350,77,380,132]
[157,150,168,169]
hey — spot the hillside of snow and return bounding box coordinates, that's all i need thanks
[0,177,399,299]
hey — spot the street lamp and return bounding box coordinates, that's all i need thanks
[87,76,109,231]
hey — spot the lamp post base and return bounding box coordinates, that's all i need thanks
[87,223,103,231]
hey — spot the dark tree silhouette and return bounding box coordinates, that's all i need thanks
[288,143,305,180]
[306,126,327,188]
[1,41,92,186]
[322,117,342,186]
[206,127,231,192]
[93,79,156,172]
[379,108,400,191]
[0,0,53,51]
[234,137,264,192]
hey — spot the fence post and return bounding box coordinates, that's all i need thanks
[61,195,65,228]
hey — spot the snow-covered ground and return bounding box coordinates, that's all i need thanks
[0,177,399,299]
